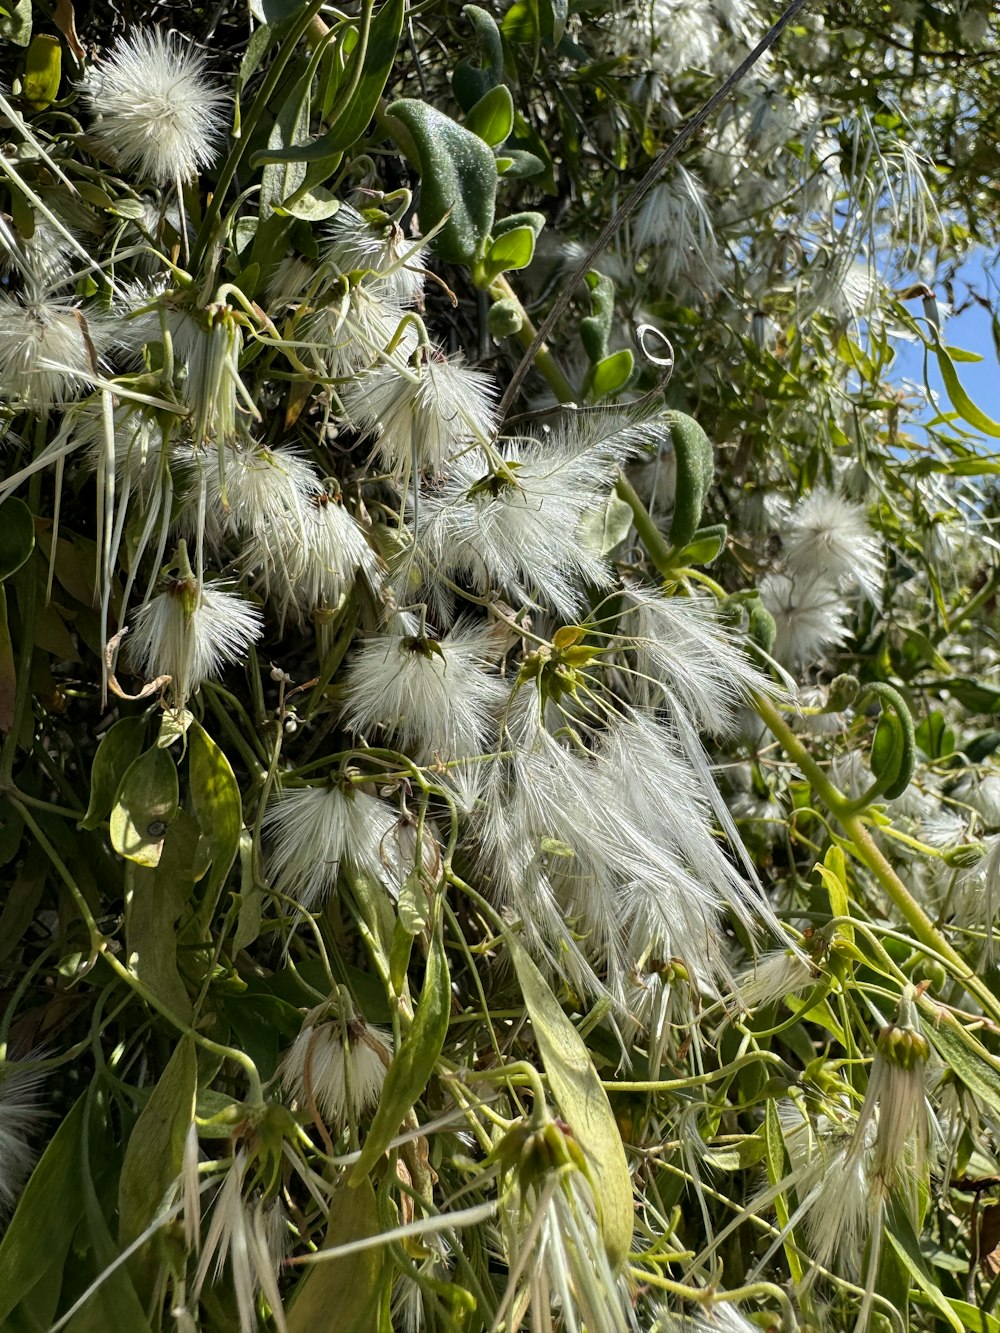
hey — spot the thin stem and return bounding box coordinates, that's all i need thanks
[497,0,811,415]
[753,692,1000,1029]
[488,275,578,406]
[11,795,264,1103]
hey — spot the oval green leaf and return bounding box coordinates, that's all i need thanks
[465,84,514,147]
[110,746,179,867]
[385,98,497,266]
[80,715,148,831]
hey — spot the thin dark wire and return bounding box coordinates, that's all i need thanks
[497,0,812,418]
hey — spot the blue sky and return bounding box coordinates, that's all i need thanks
[891,248,1000,430]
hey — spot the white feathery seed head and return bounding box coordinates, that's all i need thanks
[861,991,933,1194]
[263,781,411,909]
[177,440,320,555]
[128,567,263,703]
[246,488,381,624]
[499,1120,637,1333]
[413,412,649,616]
[300,283,414,379]
[323,201,426,305]
[192,1151,288,1333]
[732,947,819,1012]
[339,618,508,762]
[781,488,884,603]
[952,769,1000,830]
[758,570,849,669]
[0,1061,45,1218]
[618,585,772,735]
[77,399,168,497]
[0,294,110,409]
[341,349,499,476]
[281,1013,392,1126]
[85,29,229,185]
[165,306,249,446]
[655,1303,758,1332]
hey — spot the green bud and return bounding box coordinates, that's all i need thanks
[748,599,777,654]
[827,673,861,710]
[488,296,525,338]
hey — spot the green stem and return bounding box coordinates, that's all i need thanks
[605,1048,789,1094]
[191,0,328,275]
[754,693,983,990]
[488,275,577,406]
[11,795,264,1103]
[615,474,676,575]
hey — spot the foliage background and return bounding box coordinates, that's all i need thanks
[0,0,999,1329]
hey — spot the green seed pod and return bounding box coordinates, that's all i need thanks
[748,598,777,655]
[488,297,524,338]
[385,98,498,265]
[580,271,615,364]
[868,684,916,801]
[666,411,714,548]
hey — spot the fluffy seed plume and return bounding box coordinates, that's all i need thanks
[85,29,228,185]
[281,1013,392,1126]
[128,565,263,703]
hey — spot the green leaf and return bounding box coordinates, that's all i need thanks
[585,349,634,401]
[491,210,545,240]
[80,715,148,830]
[259,64,314,219]
[483,225,536,279]
[254,0,405,166]
[110,745,179,867]
[0,1095,88,1324]
[578,491,633,557]
[0,587,16,733]
[934,676,1000,714]
[125,811,201,1021]
[189,723,242,921]
[23,33,61,107]
[385,99,497,265]
[464,84,514,146]
[65,1086,153,1333]
[281,186,341,220]
[885,1200,963,1332]
[0,0,31,44]
[507,933,633,1268]
[914,710,955,760]
[932,1300,1000,1332]
[118,1038,197,1296]
[580,271,615,364]
[763,1099,803,1284]
[452,4,505,112]
[286,1180,385,1333]
[349,926,450,1185]
[934,340,1000,438]
[866,685,915,800]
[925,1009,1000,1120]
[675,523,727,566]
[0,499,35,582]
[667,412,715,548]
[497,149,545,178]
